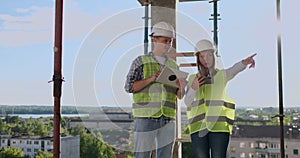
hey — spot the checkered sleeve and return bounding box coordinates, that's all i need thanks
[124,56,144,93]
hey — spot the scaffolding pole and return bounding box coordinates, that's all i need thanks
[143,0,150,54]
[209,0,220,56]
[276,0,285,158]
[52,0,64,157]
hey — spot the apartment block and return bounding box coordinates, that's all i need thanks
[228,125,300,158]
[0,135,79,158]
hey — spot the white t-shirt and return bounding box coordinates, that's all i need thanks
[154,55,167,68]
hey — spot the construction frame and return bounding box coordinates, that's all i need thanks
[51,0,285,158]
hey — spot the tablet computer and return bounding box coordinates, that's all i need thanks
[156,66,188,87]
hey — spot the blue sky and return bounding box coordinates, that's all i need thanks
[0,0,299,109]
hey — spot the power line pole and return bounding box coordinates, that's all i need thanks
[52,0,64,157]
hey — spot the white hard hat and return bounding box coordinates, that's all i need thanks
[150,21,175,38]
[194,39,217,55]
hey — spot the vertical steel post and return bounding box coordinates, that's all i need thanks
[213,0,218,50]
[209,0,220,56]
[276,0,285,158]
[144,0,150,54]
[53,0,63,157]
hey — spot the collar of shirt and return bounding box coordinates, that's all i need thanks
[148,52,167,68]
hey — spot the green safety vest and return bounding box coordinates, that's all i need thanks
[132,55,179,118]
[186,70,235,134]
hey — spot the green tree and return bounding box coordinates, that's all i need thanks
[60,117,69,135]
[24,118,35,135]
[0,119,4,132]
[80,132,115,158]
[5,116,21,124]
[0,147,24,158]
[70,125,116,158]
[35,151,53,158]
[69,124,86,136]
[32,119,48,136]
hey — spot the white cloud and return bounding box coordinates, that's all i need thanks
[15,8,31,13]
[0,31,52,46]
[0,0,145,47]
[1,6,53,31]
[0,1,104,46]
[0,6,54,46]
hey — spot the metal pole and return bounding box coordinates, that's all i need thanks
[53,0,63,157]
[213,0,218,49]
[276,0,285,158]
[209,0,220,56]
[144,0,150,54]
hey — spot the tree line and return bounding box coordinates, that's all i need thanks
[0,116,116,158]
[0,105,92,114]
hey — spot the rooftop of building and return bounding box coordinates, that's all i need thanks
[232,125,300,139]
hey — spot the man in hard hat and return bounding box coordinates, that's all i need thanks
[125,21,187,158]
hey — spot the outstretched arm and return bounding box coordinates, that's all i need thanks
[242,53,257,69]
[225,53,257,80]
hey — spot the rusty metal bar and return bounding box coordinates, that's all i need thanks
[179,63,197,67]
[166,52,194,58]
[53,0,64,157]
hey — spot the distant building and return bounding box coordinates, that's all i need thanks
[0,135,80,158]
[61,135,80,158]
[67,110,134,131]
[229,137,300,158]
[228,125,300,158]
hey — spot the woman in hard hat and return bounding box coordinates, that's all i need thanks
[184,39,256,158]
[125,21,187,158]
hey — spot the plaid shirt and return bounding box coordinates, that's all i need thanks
[124,52,166,93]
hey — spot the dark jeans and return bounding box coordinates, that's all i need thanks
[190,131,230,158]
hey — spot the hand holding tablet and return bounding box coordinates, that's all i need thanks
[156,67,189,87]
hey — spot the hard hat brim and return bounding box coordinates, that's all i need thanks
[194,48,217,56]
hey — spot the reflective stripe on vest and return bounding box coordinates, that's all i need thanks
[186,71,236,134]
[132,55,178,118]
